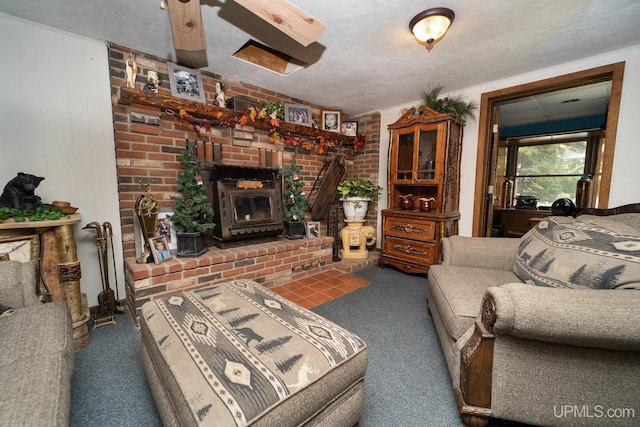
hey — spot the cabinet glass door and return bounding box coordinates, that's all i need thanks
[396,131,414,180]
[417,128,437,180]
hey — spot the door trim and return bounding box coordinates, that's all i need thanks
[471,62,625,236]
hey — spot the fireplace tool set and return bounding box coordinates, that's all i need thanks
[83,221,124,328]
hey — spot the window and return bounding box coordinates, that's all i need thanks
[498,131,602,207]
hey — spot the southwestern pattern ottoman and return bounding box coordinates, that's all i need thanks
[140,279,368,427]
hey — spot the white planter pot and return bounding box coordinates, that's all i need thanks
[341,197,371,221]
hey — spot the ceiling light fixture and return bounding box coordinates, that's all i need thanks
[409,7,455,52]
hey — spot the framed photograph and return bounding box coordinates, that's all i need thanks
[341,120,358,136]
[167,62,206,103]
[322,110,341,132]
[156,212,177,250]
[284,104,312,127]
[305,221,320,238]
[149,236,172,264]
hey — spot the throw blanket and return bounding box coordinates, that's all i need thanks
[143,280,366,426]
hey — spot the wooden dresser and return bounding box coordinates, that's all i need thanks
[379,106,463,274]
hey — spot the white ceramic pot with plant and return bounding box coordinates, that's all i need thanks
[336,178,382,221]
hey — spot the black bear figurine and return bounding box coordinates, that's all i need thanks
[0,172,45,211]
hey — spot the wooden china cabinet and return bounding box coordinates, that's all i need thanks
[378,106,463,274]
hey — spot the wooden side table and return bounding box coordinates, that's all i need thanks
[0,214,90,350]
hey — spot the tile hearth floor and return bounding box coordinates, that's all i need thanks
[271,270,371,309]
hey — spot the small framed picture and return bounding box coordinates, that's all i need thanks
[167,62,206,103]
[322,110,341,132]
[341,120,358,136]
[149,236,172,264]
[156,212,177,251]
[305,221,320,238]
[284,104,312,127]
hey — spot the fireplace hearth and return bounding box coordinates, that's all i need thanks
[207,165,284,248]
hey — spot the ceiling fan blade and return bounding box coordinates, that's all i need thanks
[167,0,206,51]
[233,0,326,47]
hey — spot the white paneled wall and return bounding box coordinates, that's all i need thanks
[0,13,122,308]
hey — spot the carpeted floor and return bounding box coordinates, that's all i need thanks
[70,265,521,426]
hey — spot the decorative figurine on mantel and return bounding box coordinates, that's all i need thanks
[144,70,159,93]
[125,52,138,88]
[214,82,226,108]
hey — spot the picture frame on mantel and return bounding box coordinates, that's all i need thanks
[341,120,358,136]
[167,62,206,103]
[284,104,312,127]
[322,110,341,132]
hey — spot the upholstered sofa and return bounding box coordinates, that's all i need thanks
[427,206,640,427]
[0,260,75,426]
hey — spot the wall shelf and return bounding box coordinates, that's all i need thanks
[117,87,358,146]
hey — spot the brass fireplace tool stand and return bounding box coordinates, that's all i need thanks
[83,221,123,328]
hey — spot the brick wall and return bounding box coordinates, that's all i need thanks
[108,45,381,321]
[108,44,381,260]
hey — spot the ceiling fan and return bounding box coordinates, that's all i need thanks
[165,0,326,54]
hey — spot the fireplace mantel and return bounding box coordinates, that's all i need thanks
[117,87,358,146]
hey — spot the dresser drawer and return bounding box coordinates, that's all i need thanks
[384,216,436,242]
[384,236,436,265]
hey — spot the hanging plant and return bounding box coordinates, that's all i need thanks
[422,85,478,122]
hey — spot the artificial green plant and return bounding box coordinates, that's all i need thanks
[279,150,309,222]
[168,140,216,233]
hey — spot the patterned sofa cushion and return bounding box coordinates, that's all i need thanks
[514,214,640,289]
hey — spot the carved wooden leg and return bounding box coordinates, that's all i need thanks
[461,413,489,427]
[457,296,497,426]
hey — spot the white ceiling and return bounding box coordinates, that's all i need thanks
[1,0,639,123]
[500,81,612,128]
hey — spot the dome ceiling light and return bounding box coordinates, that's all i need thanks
[409,7,455,52]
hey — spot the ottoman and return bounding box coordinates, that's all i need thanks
[140,279,368,427]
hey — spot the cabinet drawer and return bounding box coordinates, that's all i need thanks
[384,236,436,265]
[384,217,436,241]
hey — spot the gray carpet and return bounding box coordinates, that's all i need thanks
[70,266,518,426]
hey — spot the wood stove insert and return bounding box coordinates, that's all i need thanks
[206,165,284,248]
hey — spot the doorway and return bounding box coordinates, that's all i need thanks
[471,62,625,237]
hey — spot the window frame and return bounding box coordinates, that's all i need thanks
[502,131,602,207]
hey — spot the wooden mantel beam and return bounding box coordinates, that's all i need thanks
[117,87,357,145]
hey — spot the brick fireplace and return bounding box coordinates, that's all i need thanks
[107,44,381,322]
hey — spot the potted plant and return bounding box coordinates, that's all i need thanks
[336,178,382,221]
[279,150,309,239]
[168,140,216,257]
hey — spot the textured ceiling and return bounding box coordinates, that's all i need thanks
[1,0,639,121]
